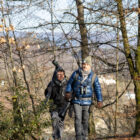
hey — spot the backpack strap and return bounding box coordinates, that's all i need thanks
[71,71,79,98]
[74,70,96,84]
[72,70,97,100]
[92,73,96,85]
[91,72,97,101]
[74,71,79,81]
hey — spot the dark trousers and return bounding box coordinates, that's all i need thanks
[74,104,89,140]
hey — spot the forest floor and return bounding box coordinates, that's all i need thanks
[0,84,139,140]
[41,116,140,140]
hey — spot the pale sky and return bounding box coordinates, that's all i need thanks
[2,0,70,33]
[0,0,138,36]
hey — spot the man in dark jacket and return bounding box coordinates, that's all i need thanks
[65,56,103,140]
[45,66,67,140]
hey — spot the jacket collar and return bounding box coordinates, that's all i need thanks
[53,77,67,87]
[78,68,93,77]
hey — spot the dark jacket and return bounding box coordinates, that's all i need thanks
[45,78,67,110]
[66,68,102,106]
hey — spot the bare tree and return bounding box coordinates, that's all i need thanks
[115,0,140,136]
[1,0,140,139]
[76,0,89,58]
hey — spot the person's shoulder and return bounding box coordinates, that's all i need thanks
[72,68,78,72]
[48,80,55,87]
[75,68,81,73]
[91,69,96,75]
[71,69,80,76]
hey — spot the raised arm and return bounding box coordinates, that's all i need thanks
[44,82,53,103]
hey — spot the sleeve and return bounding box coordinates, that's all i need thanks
[93,76,103,102]
[65,71,77,93]
[44,81,53,101]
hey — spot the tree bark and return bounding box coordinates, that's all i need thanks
[116,0,135,76]
[134,0,140,136]
[76,0,89,59]
[116,0,140,136]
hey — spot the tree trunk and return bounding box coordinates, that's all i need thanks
[76,0,89,59]
[88,106,96,139]
[134,80,140,136]
[134,0,140,135]
[116,0,135,76]
[116,0,140,136]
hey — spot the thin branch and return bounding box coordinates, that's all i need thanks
[102,80,132,108]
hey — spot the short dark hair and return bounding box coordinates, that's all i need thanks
[57,68,65,74]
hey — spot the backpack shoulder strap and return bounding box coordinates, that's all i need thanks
[71,71,79,98]
[74,70,96,84]
[91,72,97,100]
[92,72,96,85]
[74,71,79,81]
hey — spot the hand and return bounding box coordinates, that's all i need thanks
[97,102,103,109]
[65,92,71,101]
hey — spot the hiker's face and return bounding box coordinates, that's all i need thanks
[57,71,65,81]
[82,63,91,71]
